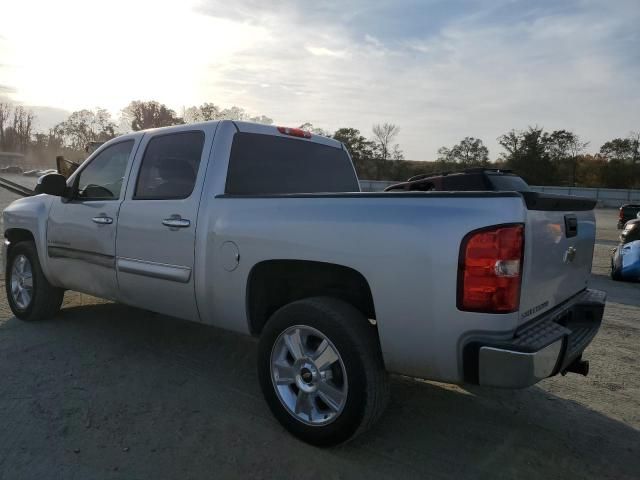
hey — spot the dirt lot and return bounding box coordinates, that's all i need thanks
[0,185,638,479]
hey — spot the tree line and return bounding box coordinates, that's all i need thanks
[0,100,638,188]
[339,126,640,188]
[0,100,277,165]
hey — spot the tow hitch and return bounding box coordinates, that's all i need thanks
[563,357,590,377]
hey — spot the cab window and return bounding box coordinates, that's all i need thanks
[134,131,205,200]
[76,140,134,200]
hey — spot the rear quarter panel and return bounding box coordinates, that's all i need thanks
[195,193,527,383]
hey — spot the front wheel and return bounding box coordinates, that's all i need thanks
[257,297,389,446]
[6,241,64,321]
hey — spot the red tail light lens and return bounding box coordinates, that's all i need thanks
[458,224,524,313]
[619,208,624,220]
[277,126,312,139]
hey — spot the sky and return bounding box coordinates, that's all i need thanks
[0,0,638,160]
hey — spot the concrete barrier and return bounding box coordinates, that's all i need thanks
[529,186,640,208]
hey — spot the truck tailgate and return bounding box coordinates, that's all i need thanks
[518,193,596,325]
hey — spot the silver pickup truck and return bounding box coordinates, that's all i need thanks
[3,121,605,445]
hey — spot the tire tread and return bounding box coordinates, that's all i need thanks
[5,241,64,321]
[258,296,389,445]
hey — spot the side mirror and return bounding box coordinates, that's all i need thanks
[35,173,68,197]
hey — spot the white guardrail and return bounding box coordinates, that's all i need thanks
[528,186,640,208]
[358,180,640,208]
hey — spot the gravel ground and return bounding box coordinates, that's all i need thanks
[0,183,638,479]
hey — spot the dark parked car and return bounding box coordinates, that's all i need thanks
[385,168,531,192]
[617,204,640,229]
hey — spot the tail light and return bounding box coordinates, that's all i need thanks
[458,224,524,313]
[277,126,312,139]
[619,208,624,220]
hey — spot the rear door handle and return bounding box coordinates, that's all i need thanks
[92,216,113,225]
[162,216,191,229]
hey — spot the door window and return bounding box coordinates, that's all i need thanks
[134,131,205,200]
[76,140,134,200]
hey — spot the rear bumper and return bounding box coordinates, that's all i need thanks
[463,289,606,388]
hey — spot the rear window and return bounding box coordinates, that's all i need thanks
[487,174,530,192]
[225,132,359,195]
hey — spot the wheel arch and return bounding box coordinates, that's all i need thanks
[5,228,36,246]
[246,259,376,336]
[4,227,56,287]
[4,228,37,270]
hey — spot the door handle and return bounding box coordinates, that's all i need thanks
[162,216,191,229]
[92,216,113,225]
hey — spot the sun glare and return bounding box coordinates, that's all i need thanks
[0,0,266,113]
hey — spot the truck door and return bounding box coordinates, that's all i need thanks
[46,139,138,298]
[115,127,212,321]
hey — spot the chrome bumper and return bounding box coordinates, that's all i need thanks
[478,340,564,388]
[464,289,606,389]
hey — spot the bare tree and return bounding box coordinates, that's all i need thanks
[2,105,35,153]
[13,106,34,152]
[0,102,10,150]
[567,134,589,187]
[371,123,400,161]
[371,123,402,178]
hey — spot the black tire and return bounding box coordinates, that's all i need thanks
[611,268,623,281]
[5,241,64,321]
[610,258,623,281]
[257,297,389,446]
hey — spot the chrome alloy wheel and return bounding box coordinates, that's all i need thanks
[10,254,33,310]
[270,325,348,426]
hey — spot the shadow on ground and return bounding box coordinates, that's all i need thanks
[0,303,638,480]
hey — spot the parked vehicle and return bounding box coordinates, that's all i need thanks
[3,121,606,445]
[385,168,531,192]
[611,219,640,280]
[0,165,23,174]
[617,204,640,229]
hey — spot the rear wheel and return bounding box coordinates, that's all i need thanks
[257,297,389,446]
[5,241,64,321]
